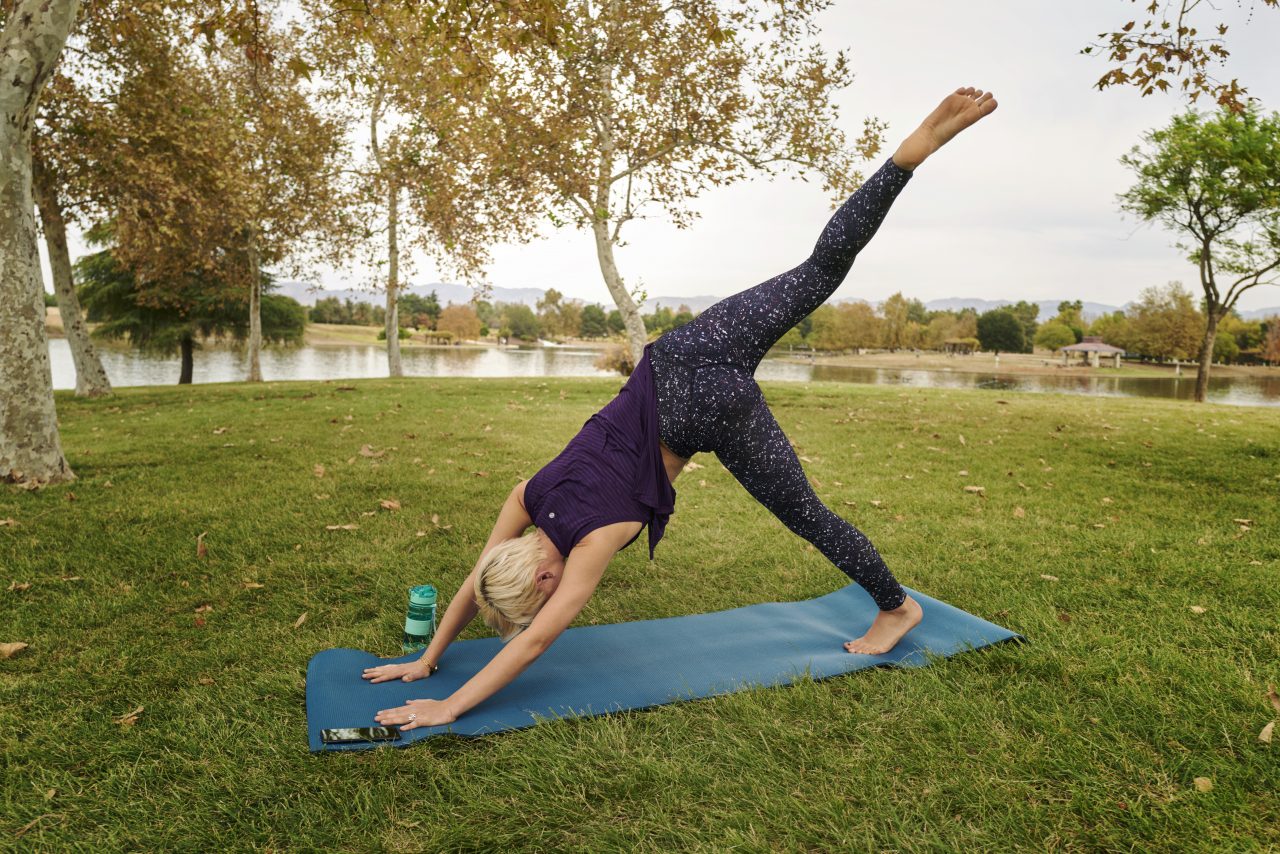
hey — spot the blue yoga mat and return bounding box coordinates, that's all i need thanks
[306,584,1022,751]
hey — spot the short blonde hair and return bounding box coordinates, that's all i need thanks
[474,531,550,642]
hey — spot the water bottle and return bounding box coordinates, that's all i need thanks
[402,584,437,653]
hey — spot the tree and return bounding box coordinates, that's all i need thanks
[579,304,608,338]
[1090,310,1133,350]
[502,304,540,341]
[0,0,82,484]
[77,240,304,384]
[1126,282,1203,360]
[1034,322,1077,352]
[1083,0,1279,111]
[1005,300,1040,353]
[1052,299,1086,342]
[1119,106,1280,400]
[605,309,624,335]
[1261,316,1280,364]
[473,0,887,365]
[880,293,912,351]
[437,304,481,342]
[299,0,544,377]
[976,309,1025,355]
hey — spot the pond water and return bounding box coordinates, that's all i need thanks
[48,339,1280,407]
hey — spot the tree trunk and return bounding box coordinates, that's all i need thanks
[32,150,112,398]
[0,0,80,485]
[1193,309,1220,403]
[246,224,263,382]
[385,179,403,377]
[590,219,647,366]
[179,335,194,384]
[589,14,648,367]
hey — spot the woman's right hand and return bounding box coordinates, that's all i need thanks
[361,659,434,683]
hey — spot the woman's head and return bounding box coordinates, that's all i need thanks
[473,530,561,642]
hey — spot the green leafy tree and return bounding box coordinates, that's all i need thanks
[1005,300,1040,353]
[579,304,608,338]
[1212,332,1240,363]
[606,309,625,335]
[77,242,304,385]
[1034,322,1077,352]
[1119,105,1280,400]
[1126,282,1204,360]
[977,309,1025,355]
[1090,310,1133,350]
[503,304,540,341]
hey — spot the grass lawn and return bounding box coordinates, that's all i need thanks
[2,378,1278,851]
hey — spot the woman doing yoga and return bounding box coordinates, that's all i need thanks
[364,87,998,731]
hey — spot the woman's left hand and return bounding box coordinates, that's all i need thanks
[374,698,457,731]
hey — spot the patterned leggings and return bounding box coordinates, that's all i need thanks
[649,156,913,611]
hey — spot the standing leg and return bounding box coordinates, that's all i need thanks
[708,379,922,652]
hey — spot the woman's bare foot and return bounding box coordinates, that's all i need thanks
[892,86,998,171]
[844,594,923,655]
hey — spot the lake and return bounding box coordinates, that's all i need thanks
[47,339,1280,407]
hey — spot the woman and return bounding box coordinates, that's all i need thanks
[364,87,998,731]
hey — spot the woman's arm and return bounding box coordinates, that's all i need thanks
[363,480,534,683]
[374,534,617,728]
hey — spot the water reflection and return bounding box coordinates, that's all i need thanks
[48,339,1280,407]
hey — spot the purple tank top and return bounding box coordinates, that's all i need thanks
[524,341,677,559]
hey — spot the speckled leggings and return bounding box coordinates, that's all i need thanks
[649,156,913,611]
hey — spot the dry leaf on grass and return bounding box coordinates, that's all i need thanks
[213,427,228,435]
[958,434,967,446]
[1267,684,1280,714]
[1,641,30,659]
[1260,721,1275,744]
[196,531,209,559]
[685,461,704,471]
[380,499,401,511]
[1192,777,1213,793]
[198,676,216,686]
[293,612,308,629]
[8,581,32,592]
[358,444,384,458]
[430,514,453,530]
[114,705,144,726]
[0,518,19,527]
[1233,518,1254,526]
[194,604,213,614]
[963,486,985,494]
[1040,574,1059,582]
[1013,507,1026,519]
[242,581,264,590]
[1190,605,1207,614]
[314,464,326,478]
[325,524,358,531]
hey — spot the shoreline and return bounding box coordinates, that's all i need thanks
[45,310,1278,378]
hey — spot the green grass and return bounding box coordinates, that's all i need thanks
[2,377,1278,851]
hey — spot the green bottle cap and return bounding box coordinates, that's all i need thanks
[409,584,437,605]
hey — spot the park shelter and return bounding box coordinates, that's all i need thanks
[1060,336,1124,367]
[943,337,979,355]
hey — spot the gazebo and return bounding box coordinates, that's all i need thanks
[1060,336,1124,368]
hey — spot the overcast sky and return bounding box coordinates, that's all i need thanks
[46,1,1280,312]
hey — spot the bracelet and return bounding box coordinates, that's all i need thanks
[425,660,439,675]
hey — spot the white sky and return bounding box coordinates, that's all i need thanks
[46,1,1280,312]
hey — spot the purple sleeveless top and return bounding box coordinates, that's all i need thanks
[524,341,677,560]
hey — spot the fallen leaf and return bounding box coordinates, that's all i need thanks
[1233,518,1254,526]
[473,471,489,478]
[842,500,856,507]
[360,511,376,517]
[957,470,969,476]
[430,514,453,530]
[314,464,326,478]
[869,500,883,508]
[45,788,55,800]
[293,612,308,629]
[1101,497,1114,504]
[196,531,209,559]
[114,705,144,726]
[194,615,206,628]
[1259,721,1274,744]
[60,575,82,582]
[1267,684,1280,714]
[1192,777,1212,793]
[64,491,76,502]
[963,486,985,494]
[1,641,30,659]
[242,581,264,590]
[1093,523,1106,529]
[415,530,427,537]
[799,455,814,463]
[1190,605,1207,614]
[1013,507,1026,519]
[1057,612,1071,623]
[685,461,705,471]
[699,479,707,487]
[1040,574,1059,582]
[212,427,228,435]
[358,444,384,458]
[0,518,18,527]
[8,580,32,592]
[194,604,213,614]
[325,524,358,531]
[198,676,216,686]
[958,434,967,446]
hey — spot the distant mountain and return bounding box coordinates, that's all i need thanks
[271,280,549,308]
[908,297,1126,321]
